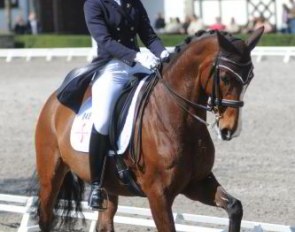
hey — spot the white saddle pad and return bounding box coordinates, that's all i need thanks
[70,76,149,154]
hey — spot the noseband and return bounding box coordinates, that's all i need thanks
[158,53,253,126]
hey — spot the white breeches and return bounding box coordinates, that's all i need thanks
[92,59,152,135]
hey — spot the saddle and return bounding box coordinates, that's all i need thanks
[56,60,107,113]
[57,63,159,196]
[110,74,158,197]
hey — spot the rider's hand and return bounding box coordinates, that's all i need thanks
[160,50,170,60]
[134,52,160,69]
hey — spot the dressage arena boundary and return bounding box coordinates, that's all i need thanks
[0,47,295,63]
[0,194,294,232]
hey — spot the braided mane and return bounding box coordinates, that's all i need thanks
[166,30,243,63]
[175,30,236,52]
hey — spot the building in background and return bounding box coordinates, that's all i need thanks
[0,0,87,34]
[38,0,87,34]
[0,0,290,33]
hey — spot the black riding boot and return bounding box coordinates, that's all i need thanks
[88,127,109,210]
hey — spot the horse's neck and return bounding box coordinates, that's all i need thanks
[150,48,211,135]
[163,38,216,106]
[162,46,212,116]
[143,40,216,158]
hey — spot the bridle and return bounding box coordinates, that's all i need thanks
[209,55,253,109]
[158,53,254,126]
[129,53,253,164]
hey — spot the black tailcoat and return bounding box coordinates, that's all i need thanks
[84,0,166,66]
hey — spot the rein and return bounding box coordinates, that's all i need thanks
[129,54,253,164]
[156,69,211,126]
[157,53,253,126]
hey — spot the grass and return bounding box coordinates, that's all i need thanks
[10,33,295,48]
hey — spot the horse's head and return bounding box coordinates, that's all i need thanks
[199,27,264,140]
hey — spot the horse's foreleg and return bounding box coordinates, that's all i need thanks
[97,194,118,232]
[146,187,176,232]
[183,173,243,232]
[36,149,67,232]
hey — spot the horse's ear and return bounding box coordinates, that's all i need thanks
[246,26,264,51]
[216,31,241,55]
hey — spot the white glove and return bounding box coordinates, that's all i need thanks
[160,50,170,60]
[134,52,160,69]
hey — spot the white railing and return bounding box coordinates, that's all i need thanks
[252,47,295,63]
[0,47,96,62]
[0,194,294,232]
[0,47,294,63]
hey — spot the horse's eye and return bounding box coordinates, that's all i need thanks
[221,76,230,85]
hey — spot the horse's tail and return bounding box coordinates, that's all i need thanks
[26,170,39,196]
[54,171,85,228]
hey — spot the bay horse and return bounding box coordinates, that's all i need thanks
[35,28,263,232]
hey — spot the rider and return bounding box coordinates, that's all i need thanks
[84,0,169,210]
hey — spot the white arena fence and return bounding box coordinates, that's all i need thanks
[0,47,295,63]
[0,194,294,232]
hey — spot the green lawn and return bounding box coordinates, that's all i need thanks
[12,33,295,48]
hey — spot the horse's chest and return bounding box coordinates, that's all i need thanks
[190,138,215,177]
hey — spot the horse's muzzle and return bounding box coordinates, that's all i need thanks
[220,128,232,141]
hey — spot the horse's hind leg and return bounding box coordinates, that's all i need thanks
[97,194,118,232]
[36,143,67,231]
[182,173,243,232]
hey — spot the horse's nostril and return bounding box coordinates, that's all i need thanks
[220,128,232,141]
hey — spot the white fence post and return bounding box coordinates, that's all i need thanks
[18,196,35,232]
